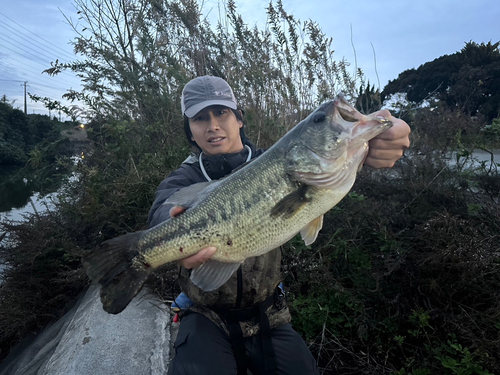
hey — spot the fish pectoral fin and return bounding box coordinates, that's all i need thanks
[190,261,241,291]
[270,184,311,219]
[164,181,213,208]
[300,214,324,246]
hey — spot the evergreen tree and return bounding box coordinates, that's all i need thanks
[382,41,500,120]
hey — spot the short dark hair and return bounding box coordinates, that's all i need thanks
[183,108,251,153]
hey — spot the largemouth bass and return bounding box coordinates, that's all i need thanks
[83,95,392,314]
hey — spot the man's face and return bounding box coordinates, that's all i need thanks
[189,105,244,156]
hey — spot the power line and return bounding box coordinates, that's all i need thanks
[2,80,75,97]
[0,11,77,62]
[0,12,87,117]
[0,23,70,64]
[2,81,78,100]
[0,22,75,63]
[0,45,79,86]
[1,75,82,103]
[4,81,76,98]
[0,35,51,65]
[0,38,77,80]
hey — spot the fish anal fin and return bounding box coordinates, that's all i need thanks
[270,184,311,219]
[190,261,241,291]
[300,214,324,246]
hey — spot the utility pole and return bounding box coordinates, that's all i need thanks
[21,81,28,114]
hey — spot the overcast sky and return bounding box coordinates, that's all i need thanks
[0,0,498,119]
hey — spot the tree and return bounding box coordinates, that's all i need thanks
[0,98,64,165]
[355,82,381,114]
[382,41,500,120]
[42,0,358,147]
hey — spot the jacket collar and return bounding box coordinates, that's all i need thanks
[199,145,252,181]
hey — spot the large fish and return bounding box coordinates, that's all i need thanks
[83,95,392,314]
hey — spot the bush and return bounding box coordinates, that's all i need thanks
[282,123,499,374]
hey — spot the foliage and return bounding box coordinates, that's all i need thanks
[284,146,499,374]
[0,1,499,375]
[28,94,85,123]
[355,81,382,114]
[1,1,360,362]
[480,118,500,148]
[0,99,68,166]
[382,41,500,121]
[0,210,87,360]
[43,0,359,148]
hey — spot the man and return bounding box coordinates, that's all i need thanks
[148,76,410,375]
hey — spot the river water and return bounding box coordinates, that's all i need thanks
[0,157,81,276]
[447,149,499,168]
[0,191,57,222]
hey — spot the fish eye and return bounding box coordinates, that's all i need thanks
[313,112,326,123]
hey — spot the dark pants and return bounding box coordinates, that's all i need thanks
[168,312,320,375]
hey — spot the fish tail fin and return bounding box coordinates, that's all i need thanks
[82,231,151,314]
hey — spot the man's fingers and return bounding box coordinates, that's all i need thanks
[364,114,410,169]
[376,117,411,142]
[367,148,404,162]
[169,205,186,217]
[369,137,410,151]
[179,247,217,269]
[371,109,391,119]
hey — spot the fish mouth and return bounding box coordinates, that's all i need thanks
[331,94,392,138]
[314,95,364,129]
[334,95,364,123]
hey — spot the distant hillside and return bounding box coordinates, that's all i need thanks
[382,41,500,121]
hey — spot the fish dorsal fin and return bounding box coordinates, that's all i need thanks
[270,184,311,219]
[190,261,241,291]
[300,214,324,246]
[164,181,213,208]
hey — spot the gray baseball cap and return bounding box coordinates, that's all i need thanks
[181,76,238,118]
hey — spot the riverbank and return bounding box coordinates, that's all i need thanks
[0,143,499,374]
[0,125,90,218]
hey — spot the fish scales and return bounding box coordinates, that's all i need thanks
[82,95,393,314]
[139,148,293,266]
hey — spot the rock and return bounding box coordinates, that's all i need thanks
[0,285,172,375]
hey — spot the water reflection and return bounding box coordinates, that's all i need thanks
[0,162,73,218]
[1,192,57,222]
[0,173,38,212]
